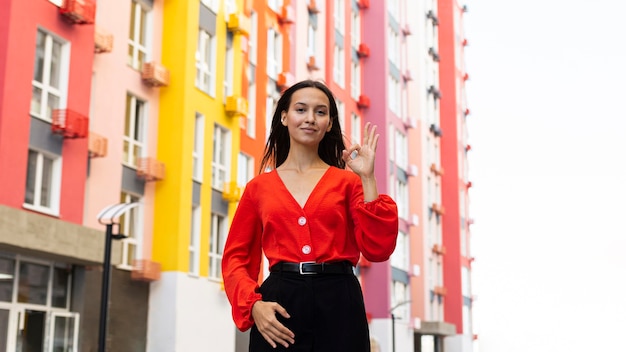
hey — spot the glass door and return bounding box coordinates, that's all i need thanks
[47,312,78,352]
[0,307,9,352]
[15,308,46,352]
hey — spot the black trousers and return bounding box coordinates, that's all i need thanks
[249,270,370,352]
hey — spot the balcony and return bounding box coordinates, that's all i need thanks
[434,285,447,296]
[222,182,242,202]
[136,157,165,181]
[51,109,89,139]
[141,62,170,88]
[357,95,370,109]
[357,0,370,9]
[430,163,444,176]
[307,0,321,14]
[278,5,295,24]
[277,72,295,91]
[225,96,248,117]
[306,55,320,71]
[131,259,161,282]
[431,203,445,216]
[60,0,96,25]
[432,244,447,255]
[227,13,251,37]
[94,26,113,53]
[88,132,108,158]
[357,43,370,58]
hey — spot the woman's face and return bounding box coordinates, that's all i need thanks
[281,87,333,148]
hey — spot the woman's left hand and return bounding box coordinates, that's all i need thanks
[342,122,379,178]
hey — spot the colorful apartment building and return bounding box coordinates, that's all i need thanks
[0,0,473,351]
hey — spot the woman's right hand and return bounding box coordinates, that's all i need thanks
[252,300,295,348]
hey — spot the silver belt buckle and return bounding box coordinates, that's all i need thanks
[299,261,317,275]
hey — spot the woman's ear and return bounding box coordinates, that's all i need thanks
[281,111,287,126]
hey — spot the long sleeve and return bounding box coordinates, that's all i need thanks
[350,177,399,262]
[221,185,264,331]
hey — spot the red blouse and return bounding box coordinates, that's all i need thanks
[221,166,399,331]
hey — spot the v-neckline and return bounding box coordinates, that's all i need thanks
[274,166,333,211]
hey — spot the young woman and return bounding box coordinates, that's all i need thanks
[222,80,399,351]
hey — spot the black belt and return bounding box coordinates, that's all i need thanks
[271,261,354,275]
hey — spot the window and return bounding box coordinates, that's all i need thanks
[336,99,344,132]
[350,10,360,49]
[246,64,257,138]
[333,45,344,87]
[189,205,201,275]
[31,29,67,121]
[334,0,345,34]
[237,152,254,186]
[388,0,400,20]
[390,230,408,271]
[267,28,282,79]
[391,281,409,321]
[351,60,360,100]
[307,23,316,57]
[128,1,148,70]
[224,33,234,101]
[201,0,219,13]
[212,124,230,190]
[395,179,409,220]
[209,213,227,279]
[123,94,146,167]
[350,113,361,146]
[193,113,205,181]
[388,75,400,114]
[394,129,408,169]
[118,192,142,269]
[249,11,257,65]
[0,255,78,350]
[24,149,61,215]
[265,95,278,141]
[387,26,400,68]
[196,29,217,96]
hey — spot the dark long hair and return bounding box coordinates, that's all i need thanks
[259,80,346,173]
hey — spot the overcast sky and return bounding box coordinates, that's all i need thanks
[464,0,626,351]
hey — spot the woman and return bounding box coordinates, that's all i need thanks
[222,80,398,351]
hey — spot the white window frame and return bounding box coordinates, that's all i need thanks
[334,0,345,34]
[351,10,360,48]
[128,1,149,70]
[123,94,146,168]
[189,205,201,276]
[267,28,282,79]
[307,23,316,57]
[336,99,344,133]
[333,45,344,87]
[48,311,80,352]
[390,230,409,271]
[212,124,231,191]
[350,113,361,147]
[31,29,69,122]
[208,213,227,280]
[117,192,143,270]
[237,152,254,186]
[196,29,217,96]
[249,11,258,66]
[246,64,257,138]
[267,0,283,12]
[193,113,205,182]
[224,33,234,102]
[201,0,219,13]
[23,149,62,216]
[396,179,409,220]
[351,60,360,99]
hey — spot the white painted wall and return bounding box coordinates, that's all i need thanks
[445,334,473,352]
[147,272,237,352]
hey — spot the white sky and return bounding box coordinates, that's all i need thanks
[464,0,626,351]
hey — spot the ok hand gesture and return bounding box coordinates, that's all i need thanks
[342,122,379,178]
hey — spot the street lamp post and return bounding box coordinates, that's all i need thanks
[389,300,411,352]
[96,203,140,352]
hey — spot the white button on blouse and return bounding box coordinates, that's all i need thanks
[298,216,307,226]
[302,245,311,254]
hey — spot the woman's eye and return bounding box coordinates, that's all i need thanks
[316,110,327,115]
[296,108,306,113]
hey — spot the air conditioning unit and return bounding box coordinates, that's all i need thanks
[306,56,320,71]
[410,214,419,226]
[51,109,89,139]
[357,0,370,9]
[307,0,321,14]
[278,5,295,24]
[227,13,251,37]
[60,0,96,25]
[225,96,249,117]
[136,157,165,181]
[131,259,161,282]
[94,26,113,54]
[407,164,418,176]
[276,72,295,90]
[141,62,170,87]
[357,95,370,109]
[222,182,242,202]
[357,43,370,58]
[88,132,108,158]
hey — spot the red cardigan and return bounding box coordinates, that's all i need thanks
[221,166,399,331]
